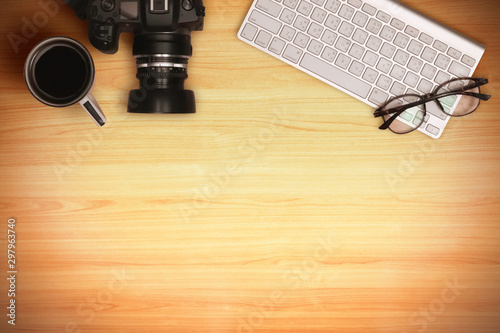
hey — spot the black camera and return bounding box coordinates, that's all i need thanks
[65,0,205,114]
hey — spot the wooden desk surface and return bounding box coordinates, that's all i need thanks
[1,1,499,332]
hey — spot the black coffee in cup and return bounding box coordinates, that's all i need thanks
[25,37,106,126]
[34,46,89,102]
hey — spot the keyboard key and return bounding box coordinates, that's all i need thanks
[404,72,419,87]
[389,64,406,81]
[435,54,451,70]
[362,3,376,15]
[308,22,324,38]
[241,23,258,41]
[349,60,365,76]
[400,111,413,122]
[390,82,406,96]
[413,110,425,125]
[352,29,368,44]
[434,71,451,85]
[407,39,423,56]
[311,0,325,5]
[380,43,396,59]
[256,30,273,48]
[407,57,423,73]
[321,46,337,62]
[366,18,382,34]
[256,0,283,17]
[280,8,296,24]
[321,29,337,45]
[293,15,310,31]
[348,43,365,59]
[376,11,390,23]
[421,63,437,80]
[325,14,341,30]
[311,7,327,23]
[376,75,392,90]
[405,25,419,38]
[426,124,440,136]
[363,67,379,83]
[447,47,462,60]
[325,0,341,13]
[376,57,392,74]
[391,18,405,30]
[417,78,433,93]
[393,33,410,49]
[335,36,351,52]
[426,100,447,120]
[380,25,396,42]
[366,35,382,51]
[419,32,433,45]
[294,32,310,48]
[249,10,282,34]
[269,37,286,55]
[308,39,324,55]
[439,94,457,108]
[421,47,437,63]
[283,0,300,9]
[339,21,355,37]
[461,55,476,67]
[347,0,362,8]
[406,88,419,97]
[352,11,369,27]
[300,53,372,98]
[433,40,448,53]
[280,26,296,41]
[449,60,471,77]
[339,4,355,20]
[283,44,303,63]
[297,1,313,16]
[335,53,352,69]
[368,88,389,106]
[394,49,410,66]
[423,114,430,125]
[362,50,378,67]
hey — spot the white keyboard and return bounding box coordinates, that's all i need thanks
[238,0,485,138]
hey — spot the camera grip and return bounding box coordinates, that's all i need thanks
[88,20,120,54]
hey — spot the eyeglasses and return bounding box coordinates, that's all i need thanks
[373,77,491,135]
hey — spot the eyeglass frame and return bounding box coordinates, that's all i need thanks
[373,77,491,134]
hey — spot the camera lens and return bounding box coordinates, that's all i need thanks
[128,32,196,114]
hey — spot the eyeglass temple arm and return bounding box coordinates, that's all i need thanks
[461,92,491,101]
[379,109,405,130]
[436,90,491,101]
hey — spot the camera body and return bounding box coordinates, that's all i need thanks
[66,0,205,114]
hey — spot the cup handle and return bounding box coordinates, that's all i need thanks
[79,94,106,127]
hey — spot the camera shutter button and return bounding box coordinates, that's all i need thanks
[182,0,194,11]
[101,0,115,12]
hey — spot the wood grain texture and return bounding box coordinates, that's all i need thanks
[0,0,499,332]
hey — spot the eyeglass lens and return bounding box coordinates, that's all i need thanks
[385,78,482,134]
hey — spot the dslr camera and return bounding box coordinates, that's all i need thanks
[65,0,205,114]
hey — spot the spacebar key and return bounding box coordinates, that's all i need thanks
[299,54,371,99]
